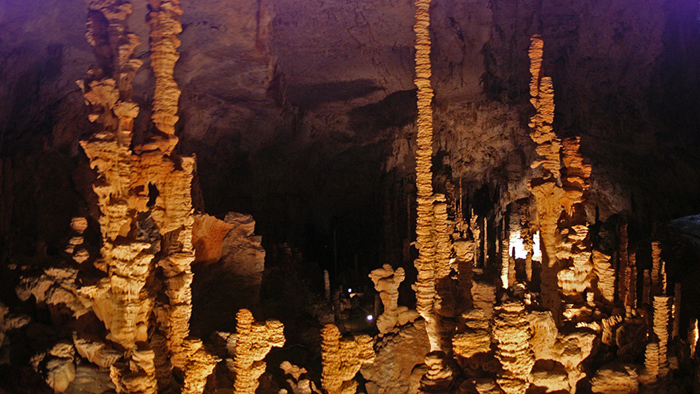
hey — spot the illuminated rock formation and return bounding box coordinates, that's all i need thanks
[321,324,374,394]
[411,0,442,353]
[672,283,681,340]
[501,218,511,289]
[419,351,454,393]
[653,296,672,379]
[361,320,430,394]
[233,309,285,394]
[181,338,219,394]
[592,250,615,303]
[689,319,698,360]
[77,0,209,391]
[471,281,497,320]
[453,309,491,361]
[453,238,474,310]
[493,301,533,394]
[369,264,416,334]
[280,361,322,394]
[618,224,630,306]
[146,0,183,154]
[652,241,662,296]
[527,35,563,316]
[590,363,639,394]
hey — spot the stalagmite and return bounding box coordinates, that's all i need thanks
[233,309,286,394]
[618,224,630,307]
[501,217,510,289]
[592,250,615,303]
[527,35,563,316]
[453,309,491,360]
[672,283,681,340]
[320,324,374,394]
[454,238,474,310]
[689,319,698,359]
[625,252,637,312]
[146,0,183,154]
[642,269,651,305]
[471,211,481,268]
[493,301,533,394]
[652,241,662,296]
[411,0,441,352]
[370,264,418,334]
[653,296,672,380]
[181,338,219,394]
[419,351,454,393]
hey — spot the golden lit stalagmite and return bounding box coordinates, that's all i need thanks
[233,309,286,394]
[146,0,183,154]
[412,0,441,352]
[527,35,564,316]
[320,324,374,394]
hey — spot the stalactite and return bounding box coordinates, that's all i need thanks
[527,35,563,317]
[320,324,374,394]
[233,309,286,394]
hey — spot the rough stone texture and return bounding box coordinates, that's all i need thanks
[181,338,218,394]
[492,301,533,394]
[233,309,285,394]
[369,264,412,335]
[321,323,374,394]
[361,320,430,394]
[590,363,639,394]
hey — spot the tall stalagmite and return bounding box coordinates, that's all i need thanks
[527,35,563,316]
[412,0,442,352]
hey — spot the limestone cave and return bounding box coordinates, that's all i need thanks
[1,0,700,393]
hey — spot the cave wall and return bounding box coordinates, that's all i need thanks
[0,0,699,279]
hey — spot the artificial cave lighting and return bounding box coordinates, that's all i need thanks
[1,0,700,394]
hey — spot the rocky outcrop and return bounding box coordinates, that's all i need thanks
[321,324,374,394]
[590,363,639,394]
[233,309,285,394]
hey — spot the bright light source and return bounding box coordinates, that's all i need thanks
[507,230,542,261]
[366,315,373,322]
[347,288,352,293]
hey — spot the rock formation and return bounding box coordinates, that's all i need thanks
[411,0,448,354]
[493,301,533,394]
[321,324,374,394]
[279,361,321,394]
[369,264,418,334]
[527,35,563,317]
[233,309,285,394]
